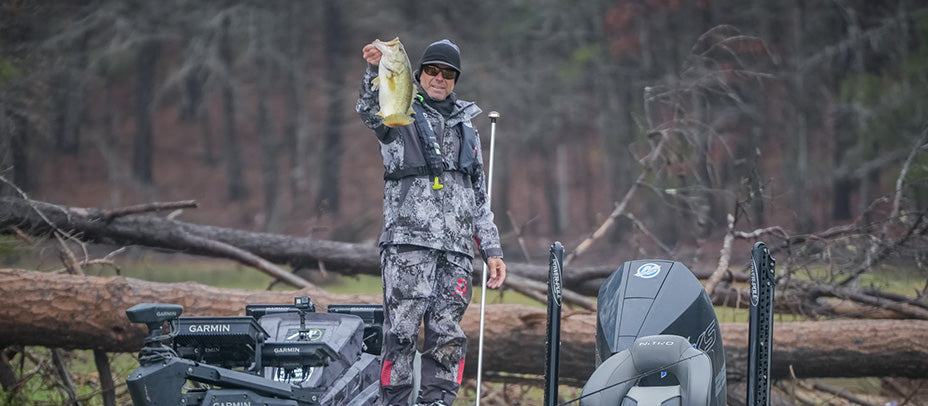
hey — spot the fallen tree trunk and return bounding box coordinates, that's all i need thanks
[3,196,925,321]
[0,196,596,292]
[2,269,927,383]
[0,196,381,277]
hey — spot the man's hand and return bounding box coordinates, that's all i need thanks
[362,42,382,66]
[486,257,506,289]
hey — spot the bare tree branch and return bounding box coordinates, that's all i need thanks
[97,200,198,221]
[705,213,735,295]
[51,349,81,406]
[566,131,668,266]
[172,228,317,289]
[504,274,596,311]
[92,349,116,406]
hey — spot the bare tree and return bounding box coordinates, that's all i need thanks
[218,13,248,202]
[132,37,159,185]
[282,2,312,217]
[1,108,32,197]
[252,8,282,232]
[51,31,88,155]
[315,0,347,215]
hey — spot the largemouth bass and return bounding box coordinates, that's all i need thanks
[371,38,416,127]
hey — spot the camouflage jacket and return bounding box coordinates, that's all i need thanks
[356,66,503,261]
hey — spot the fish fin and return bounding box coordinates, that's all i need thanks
[372,76,379,91]
[387,76,396,92]
[381,113,415,128]
[376,110,385,118]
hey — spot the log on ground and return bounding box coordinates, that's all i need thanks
[1,269,927,383]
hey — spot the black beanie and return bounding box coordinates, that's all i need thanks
[416,39,461,82]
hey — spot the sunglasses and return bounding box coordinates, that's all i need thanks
[422,64,458,80]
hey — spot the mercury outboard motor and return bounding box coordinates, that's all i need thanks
[581,260,726,406]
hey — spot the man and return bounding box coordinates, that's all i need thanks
[356,38,507,406]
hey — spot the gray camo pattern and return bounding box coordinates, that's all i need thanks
[357,66,502,261]
[358,65,504,405]
[379,246,472,405]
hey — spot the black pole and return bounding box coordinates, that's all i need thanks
[544,241,564,406]
[747,241,776,406]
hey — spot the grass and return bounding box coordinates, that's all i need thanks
[302,272,550,309]
[0,349,139,406]
[114,258,279,290]
[859,264,927,295]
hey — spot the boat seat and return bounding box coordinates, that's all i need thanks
[580,335,712,406]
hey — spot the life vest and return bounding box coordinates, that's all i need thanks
[382,102,480,182]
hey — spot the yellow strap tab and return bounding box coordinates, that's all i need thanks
[432,177,444,190]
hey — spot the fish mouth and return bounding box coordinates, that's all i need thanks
[373,37,401,49]
[377,37,400,45]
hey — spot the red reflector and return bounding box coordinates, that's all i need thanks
[381,360,393,386]
[456,359,465,384]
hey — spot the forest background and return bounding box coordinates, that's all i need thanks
[2,0,927,266]
[1,0,928,405]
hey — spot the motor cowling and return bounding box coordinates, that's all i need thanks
[593,260,726,406]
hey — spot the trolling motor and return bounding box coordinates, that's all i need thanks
[125,303,183,365]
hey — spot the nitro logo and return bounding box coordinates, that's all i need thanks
[638,340,675,346]
[188,324,231,333]
[634,263,661,279]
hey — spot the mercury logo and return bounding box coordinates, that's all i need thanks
[634,263,661,279]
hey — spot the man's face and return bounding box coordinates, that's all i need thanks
[419,64,456,101]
